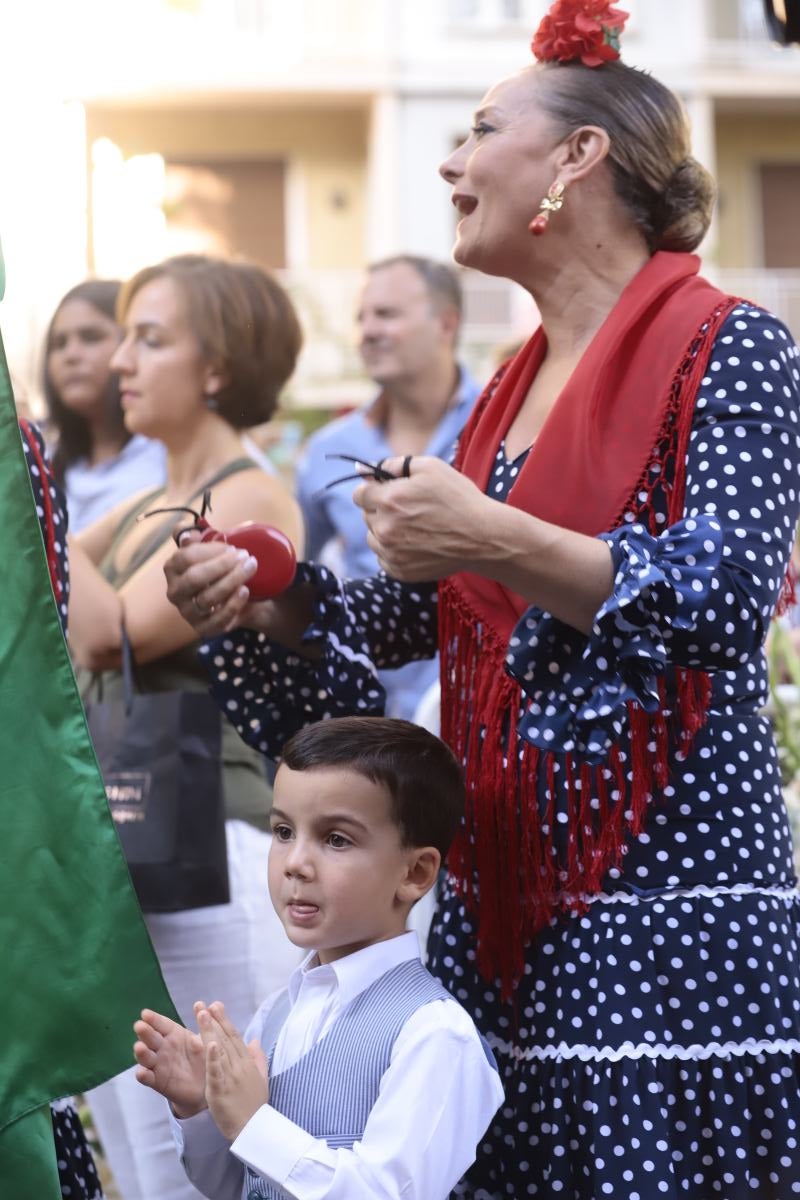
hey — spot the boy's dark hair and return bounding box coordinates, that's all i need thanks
[280,717,464,859]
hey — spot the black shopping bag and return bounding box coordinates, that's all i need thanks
[85,630,229,912]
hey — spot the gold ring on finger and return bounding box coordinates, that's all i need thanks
[192,594,215,616]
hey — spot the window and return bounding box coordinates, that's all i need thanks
[164,158,287,268]
[760,163,800,268]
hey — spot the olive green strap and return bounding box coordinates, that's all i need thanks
[110,456,258,588]
[102,487,167,583]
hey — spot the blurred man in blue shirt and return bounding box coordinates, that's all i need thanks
[295,255,480,721]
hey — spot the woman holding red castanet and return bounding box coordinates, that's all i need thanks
[163,5,800,1196]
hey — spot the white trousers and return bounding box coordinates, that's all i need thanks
[86,820,301,1200]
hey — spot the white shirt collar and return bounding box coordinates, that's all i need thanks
[288,931,420,1010]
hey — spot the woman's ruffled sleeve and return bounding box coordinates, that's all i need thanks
[200,562,438,760]
[507,516,724,761]
[506,307,800,762]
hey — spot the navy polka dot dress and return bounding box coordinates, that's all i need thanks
[204,308,800,1198]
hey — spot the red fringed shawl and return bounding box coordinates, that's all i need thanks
[439,252,743,997]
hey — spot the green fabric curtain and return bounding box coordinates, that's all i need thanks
[0,244,179,1196]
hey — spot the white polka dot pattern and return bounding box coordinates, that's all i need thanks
[205,308,800,1197]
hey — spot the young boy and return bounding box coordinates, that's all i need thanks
[133,716,503,1199]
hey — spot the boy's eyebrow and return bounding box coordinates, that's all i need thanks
[270,806,371,834]
[324,812,371,834]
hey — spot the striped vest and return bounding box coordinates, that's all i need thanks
[244,958,451,1199]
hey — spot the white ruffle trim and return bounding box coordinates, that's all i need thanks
[576,882,799,907]
[326,629,381,677]
[491,1035,800,1064]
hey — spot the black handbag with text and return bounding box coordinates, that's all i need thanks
[85,629,229,912]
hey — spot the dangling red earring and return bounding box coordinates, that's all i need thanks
[529,181,566,236]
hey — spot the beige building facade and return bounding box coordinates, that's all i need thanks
[1,0,798,402]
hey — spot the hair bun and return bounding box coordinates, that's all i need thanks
[654,156,716,254]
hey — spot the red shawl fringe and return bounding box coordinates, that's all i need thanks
[439,299,741,999]
[776,560,798,618]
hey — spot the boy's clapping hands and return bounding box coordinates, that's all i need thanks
[197,1000,270,1139]
[133,1000,269,1139]
[133,1009,207,1119]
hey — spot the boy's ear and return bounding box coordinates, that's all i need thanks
[396,847,441,907]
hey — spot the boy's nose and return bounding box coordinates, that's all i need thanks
[284,842,314,879]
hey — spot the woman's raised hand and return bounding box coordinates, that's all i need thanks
[352,455,495,582]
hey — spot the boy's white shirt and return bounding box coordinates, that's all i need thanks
[171,930,503,1200]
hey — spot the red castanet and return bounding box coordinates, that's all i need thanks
[198,521,296,600]
[140,490,297,601]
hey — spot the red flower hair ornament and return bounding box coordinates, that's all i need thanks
[532,0,629,68]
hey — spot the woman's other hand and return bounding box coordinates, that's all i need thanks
[353,456,494,582]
